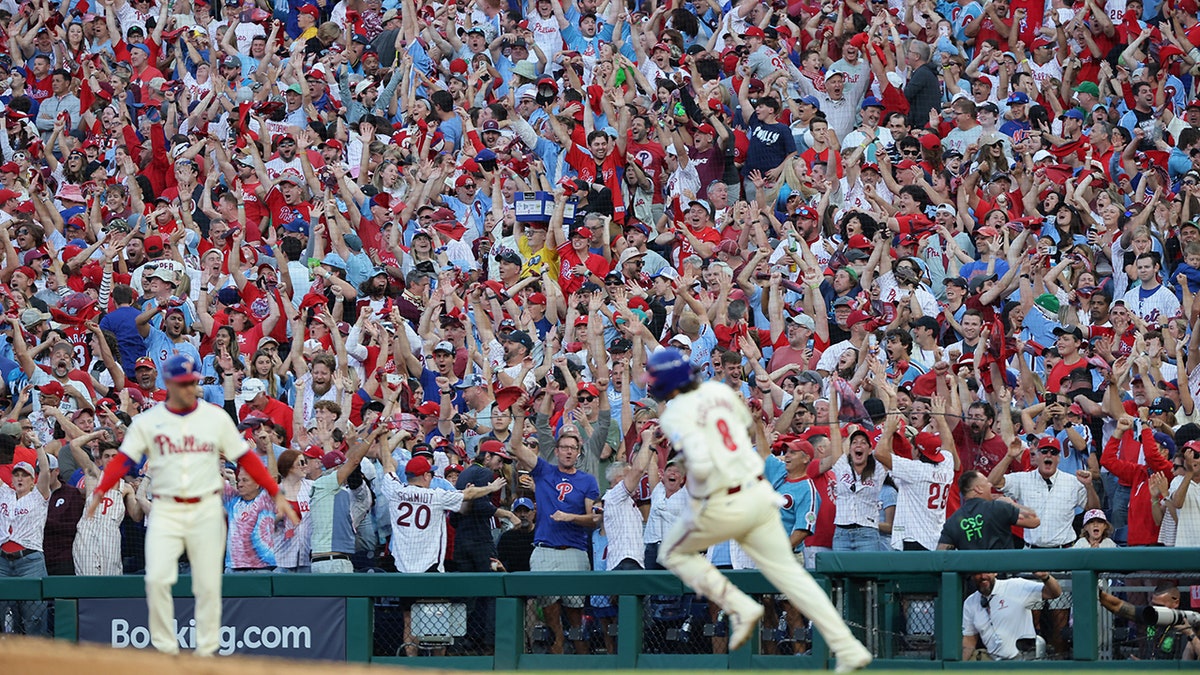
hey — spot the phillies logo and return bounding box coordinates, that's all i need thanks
[556,481,574,501]
[153,434,217,455]
[782,494,795,509]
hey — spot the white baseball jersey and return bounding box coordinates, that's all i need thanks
[888,455,955,551]
[378,473,465,573]
[0,483,9,546]
[0,484,48,550]
[659,381,763,499]
[74,478,127,575]
[1120,284,1181,324]
[119,401,251,499]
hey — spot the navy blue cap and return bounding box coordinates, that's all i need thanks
[860,96,884,110]
[163,353,200,383]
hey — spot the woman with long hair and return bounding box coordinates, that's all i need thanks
[202,325,240,376]
[273,449,313,573]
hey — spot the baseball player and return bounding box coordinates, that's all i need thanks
[69,430,145,575]
[86,354,298,657]
[645,347,872,672]
[377,451,506,656]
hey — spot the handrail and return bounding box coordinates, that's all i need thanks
[1,550,1196,670]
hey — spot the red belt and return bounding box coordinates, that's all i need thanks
[157,490,219,503]
[726,476,765,495]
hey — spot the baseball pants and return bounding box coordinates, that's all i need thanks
[659,480,861,656]
[144,494,226,656]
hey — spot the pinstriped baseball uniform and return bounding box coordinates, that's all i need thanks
[73,479,127,576]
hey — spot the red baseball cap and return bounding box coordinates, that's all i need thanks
[742,26,765,39]
[135,356,157,370]
[405,456,433,475]
[479,438,513,460]
[37,380,66,398]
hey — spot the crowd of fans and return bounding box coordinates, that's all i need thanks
[0,0,1198,657]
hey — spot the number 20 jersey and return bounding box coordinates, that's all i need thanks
[378,474,465,573]
[660,381,765,499]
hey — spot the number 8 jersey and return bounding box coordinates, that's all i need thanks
[659,381,766,499]
[378,473,466,573]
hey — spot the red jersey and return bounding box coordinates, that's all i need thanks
[264,186,313,228]
[626,139,668,205]
[26,74,51,102]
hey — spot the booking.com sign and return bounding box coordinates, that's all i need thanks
[110,618,313,655]
[79,597,346,659]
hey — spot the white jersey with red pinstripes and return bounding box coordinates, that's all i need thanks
[659,381,763,499]
[888,455,955,551]
[378,473,466,573]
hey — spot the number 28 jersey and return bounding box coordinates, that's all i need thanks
[660,381,765,499]
[378,474,465,573]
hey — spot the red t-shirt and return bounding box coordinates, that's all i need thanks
[556,243,609,295]
[1046,356,1087,393]
[805,459,837,548]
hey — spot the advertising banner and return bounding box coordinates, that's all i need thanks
[78,597,346,659]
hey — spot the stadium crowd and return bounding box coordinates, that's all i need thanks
[0,0,1198,657]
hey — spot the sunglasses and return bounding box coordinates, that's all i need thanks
[577,396,596,403]
[1038,448,1061,456]
[901,149,921,156]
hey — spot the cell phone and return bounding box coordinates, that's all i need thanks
[1042,392,1056,404]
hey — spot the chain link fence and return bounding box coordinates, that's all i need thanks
[373,597,482,657]
[0,597,53,637]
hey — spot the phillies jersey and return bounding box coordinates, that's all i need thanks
[62,325,93,370]
[888,455,956,551]
[660,381,764,499]
[0,483,48,550]
[378,474,465,573]
[119,401,251,499]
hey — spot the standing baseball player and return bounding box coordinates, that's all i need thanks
[87,354,298,657]
[646,348,872,672]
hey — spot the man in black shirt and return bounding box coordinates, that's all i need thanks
[938,470,1040,550]
[454,440,519,650]
[904,41,942,129]
[496,498,537,573]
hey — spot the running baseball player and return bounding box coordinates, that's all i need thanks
[87,354,298,657]
[646,347,872,672]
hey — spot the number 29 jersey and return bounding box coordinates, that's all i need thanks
[659,381,765,499]
[378,474,465,573]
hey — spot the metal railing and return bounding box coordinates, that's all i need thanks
[0,549,1196,669]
